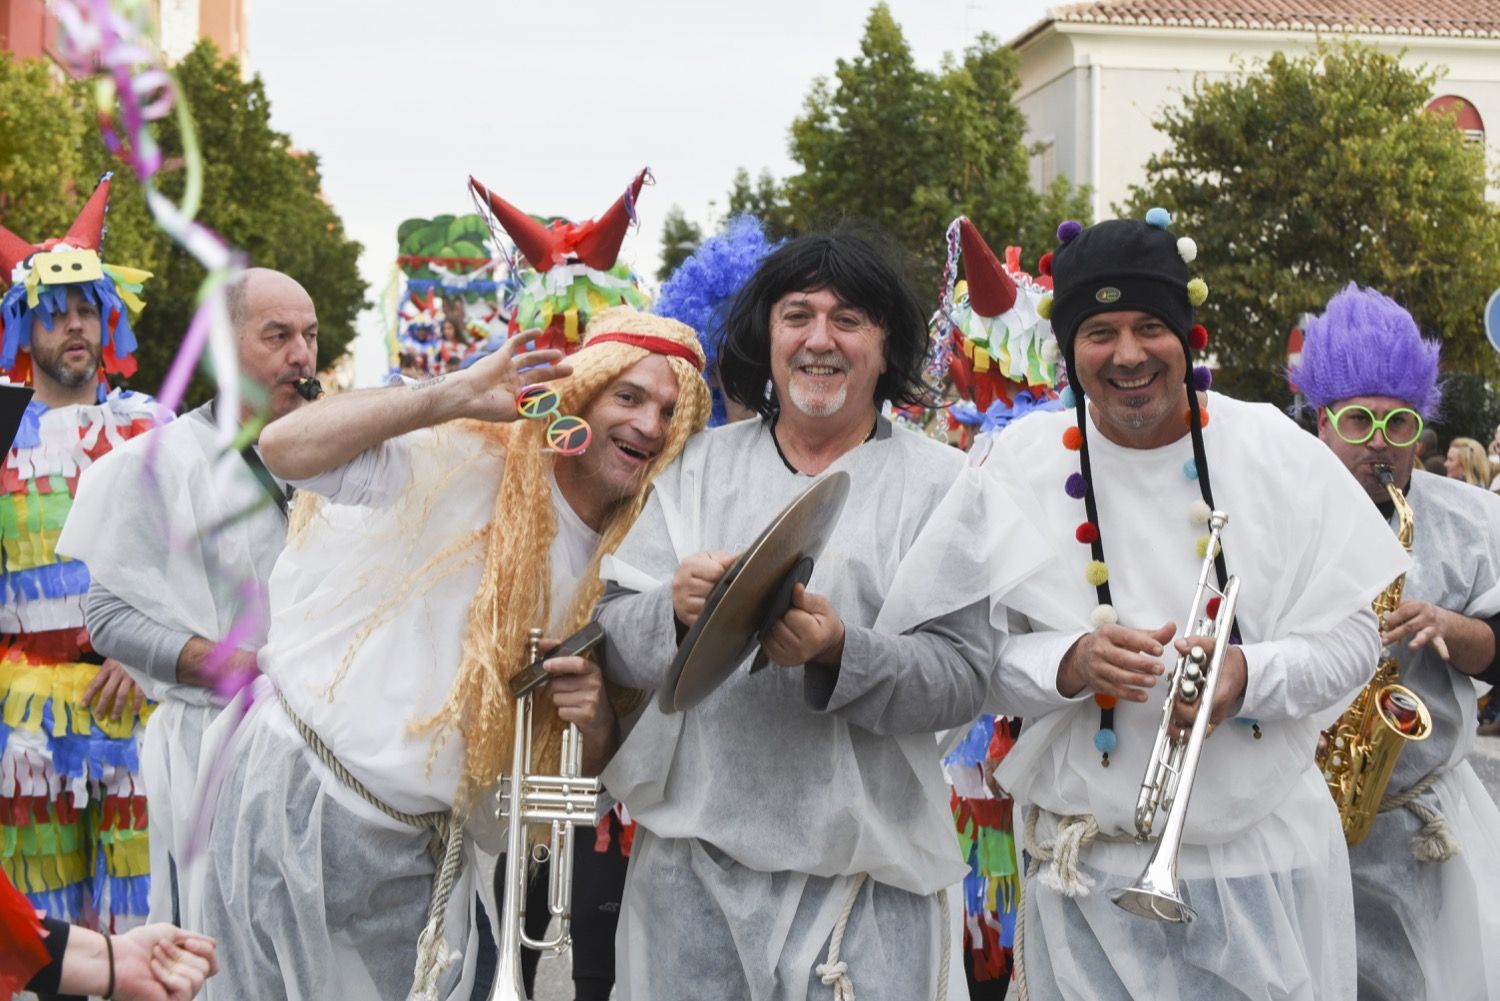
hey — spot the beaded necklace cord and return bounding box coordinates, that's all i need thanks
[1045,210,1258,768]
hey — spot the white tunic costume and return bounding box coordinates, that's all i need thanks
[912,393,1408,1000]
[194,423,598,1001]
[1348,470,1500,1000]
[56,402,288,926]
[594,417,1039,1001]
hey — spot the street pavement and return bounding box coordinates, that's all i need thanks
[528,736,1500,1000]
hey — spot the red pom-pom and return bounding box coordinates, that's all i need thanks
[1094,693,1118,709]
[1185,406,1210,429]
[1062,426,1084,450]
[1075,521,1099,544]
[1206,596,1222,620]
[1189,324,1209,351]
[1038,251,1054,276]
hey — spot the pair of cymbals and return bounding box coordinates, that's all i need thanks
[660,471,851,713]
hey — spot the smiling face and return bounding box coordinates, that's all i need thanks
[1317,394,1419,502]
[768,287,886,429]
[1070,309,1188,448]
[563,354,681,507]
[29,287,103,395]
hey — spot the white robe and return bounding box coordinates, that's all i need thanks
[909,393,1409,1000]
[1347,470,1500,1000]
[595,417,1040,1001]
[56,404,287,926]
[195,423,598,1001]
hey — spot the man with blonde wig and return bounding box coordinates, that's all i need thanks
[195,307,711,1001]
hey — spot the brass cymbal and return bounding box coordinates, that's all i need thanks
[662,470,852,713]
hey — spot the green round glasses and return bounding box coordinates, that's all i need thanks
[1327,403,1424,447]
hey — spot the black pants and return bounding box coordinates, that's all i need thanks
[472,824,630,1000]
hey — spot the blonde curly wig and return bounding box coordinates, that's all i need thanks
[413,307,711,808]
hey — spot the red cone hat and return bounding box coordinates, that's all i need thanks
[470,175,561,272]
[0,224,38,279]
[63,176,111,251]
[958,217,1017,318]
[573,168,649,271]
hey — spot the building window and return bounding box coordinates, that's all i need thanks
[1426,95,1485,146]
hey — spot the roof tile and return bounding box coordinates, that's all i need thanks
[1049,0,1500,37]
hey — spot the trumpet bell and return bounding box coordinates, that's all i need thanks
[1109,883,1197,924]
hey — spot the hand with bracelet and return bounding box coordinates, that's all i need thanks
[20,917,219,1000]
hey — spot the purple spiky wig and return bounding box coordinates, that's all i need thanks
[1292,283,1443,418]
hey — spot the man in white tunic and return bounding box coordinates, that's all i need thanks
[56,268,319,929]
[1292,283,1500,1000]
[595,233,1031,1001]
[925,215,1408,999]
[193,309,710,1001]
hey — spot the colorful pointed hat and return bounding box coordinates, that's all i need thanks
[468,168,650,274]
[0,174,151,383]
[931,216,1060,418]
[958,217,1017,318]
[467,176,560,272]
[468,168,653,353]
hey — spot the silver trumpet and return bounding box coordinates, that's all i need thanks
[1110,511,1242,923]
[490,627,602,1000]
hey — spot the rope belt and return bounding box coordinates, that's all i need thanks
[278,692,467,1000]
[813,875,951,1001]
[1379,769,1460,863]
[1014,806,1137,1001]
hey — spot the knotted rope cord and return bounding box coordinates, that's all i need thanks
[1379,770,1460,862]
[1015,805,1138,1001]
[278,692,467,999]
[813,875,952,1001]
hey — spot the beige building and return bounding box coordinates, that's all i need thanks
[152,0,248,64]
[1011,0,1500,217]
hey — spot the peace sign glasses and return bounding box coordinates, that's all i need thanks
[517,385,593,456]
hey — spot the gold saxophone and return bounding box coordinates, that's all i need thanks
[1317,465,1432,844]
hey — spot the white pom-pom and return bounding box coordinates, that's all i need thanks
[1188,499,1212,525]
[1091,604,1119,627]
[1177,236,1197,264]
[1041,338,1061,363]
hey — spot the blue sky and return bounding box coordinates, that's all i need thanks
[245,0,1056,378]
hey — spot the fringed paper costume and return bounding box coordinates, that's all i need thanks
[0,175,164,931]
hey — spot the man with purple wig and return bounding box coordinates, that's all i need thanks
[1292,282,1500,1000]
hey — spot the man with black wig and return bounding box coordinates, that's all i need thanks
[594,230,1018,1000]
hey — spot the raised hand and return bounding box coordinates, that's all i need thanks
[456,329,572,423]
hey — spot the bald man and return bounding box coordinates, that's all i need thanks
[57,268,320,924]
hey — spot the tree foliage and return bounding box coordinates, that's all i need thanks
[0,44,366,406]
[1127,40,1500,398]
[123,43,366,404]
[704,3,1090,292]
[656,204,704,281]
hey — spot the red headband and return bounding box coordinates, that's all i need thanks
[586,331,704,371]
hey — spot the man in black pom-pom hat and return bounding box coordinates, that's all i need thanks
[899,211,1410,998]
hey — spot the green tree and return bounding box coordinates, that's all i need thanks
[0,54,91,246]
[1126,40,1500,402]
[724,167,795,240]
[656,204,704,281]
[763,3,1089,289]
[111,42,366,404]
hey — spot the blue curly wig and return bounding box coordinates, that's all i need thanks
[654,215,781,425]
